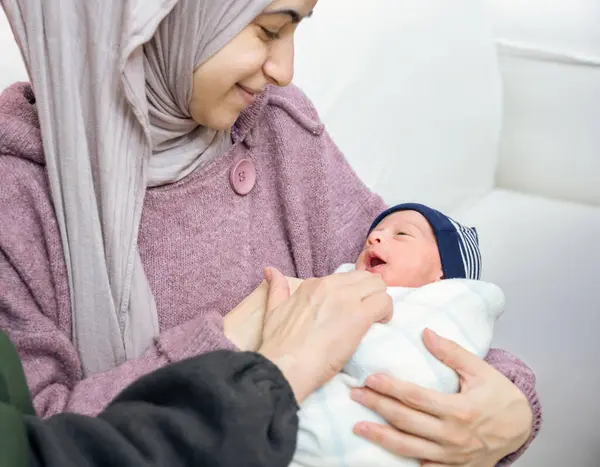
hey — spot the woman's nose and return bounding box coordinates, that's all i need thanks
[263,37,295,87]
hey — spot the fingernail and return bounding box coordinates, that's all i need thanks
[366,374,384,389]
[423,328,441,351]
[351,389,364,403]
[264,268,272,281]
[354,423,370,437]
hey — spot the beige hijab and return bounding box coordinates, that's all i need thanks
[2,0,272,375]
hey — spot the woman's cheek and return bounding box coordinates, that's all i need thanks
[238,46,269,77]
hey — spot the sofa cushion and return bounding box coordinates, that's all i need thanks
[455,188,600,467]
[487,0,600,205]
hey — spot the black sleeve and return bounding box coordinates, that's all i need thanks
[25,351,299,467]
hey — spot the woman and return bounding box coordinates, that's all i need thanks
[0,0,541,465]
[1,268,392,467]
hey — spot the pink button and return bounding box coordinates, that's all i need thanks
[229,158,256,196]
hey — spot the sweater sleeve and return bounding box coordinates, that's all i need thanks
[0,247,236,418]
[25,351,299,467]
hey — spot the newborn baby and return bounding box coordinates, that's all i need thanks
[354,203,481,286]
[291,203,504,467]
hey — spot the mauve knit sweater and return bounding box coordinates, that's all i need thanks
[0,82,540,464]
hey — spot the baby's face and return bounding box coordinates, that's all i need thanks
[356,210,443,287]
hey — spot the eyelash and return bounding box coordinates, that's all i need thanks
[260,26,280,40]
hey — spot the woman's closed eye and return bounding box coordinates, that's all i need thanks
[259,26,281,41]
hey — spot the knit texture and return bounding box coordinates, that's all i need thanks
[0,82,539,464]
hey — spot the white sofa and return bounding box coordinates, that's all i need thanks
[2,2,599,466]
[293,1,600,466]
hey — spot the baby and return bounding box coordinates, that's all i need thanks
[291,203,504,467]
[355,202,481,286]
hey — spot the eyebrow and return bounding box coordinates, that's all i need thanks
[395,221,424,237]
[263,9,313,23]
[409,221,438,241]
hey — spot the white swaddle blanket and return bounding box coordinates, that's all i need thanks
[291,264,505,467]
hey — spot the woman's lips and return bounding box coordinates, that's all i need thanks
[236,84,258,105]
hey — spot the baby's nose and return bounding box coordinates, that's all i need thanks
[368,230,386,244]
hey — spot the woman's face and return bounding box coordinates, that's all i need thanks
[190,0,318,130]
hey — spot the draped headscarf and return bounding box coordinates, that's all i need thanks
[1,0,273,375]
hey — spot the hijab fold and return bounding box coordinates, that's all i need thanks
[1,0,272,375]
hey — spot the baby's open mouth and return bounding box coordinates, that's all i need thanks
[368,254,386,268]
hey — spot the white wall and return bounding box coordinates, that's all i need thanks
[0,10,28,89]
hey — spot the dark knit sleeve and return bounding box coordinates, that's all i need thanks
[25,351,299,467]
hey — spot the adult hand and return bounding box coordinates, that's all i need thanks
[350,329,532,466]
[223,276,305,352]
[259,267,392,404]
[223,279,270,352]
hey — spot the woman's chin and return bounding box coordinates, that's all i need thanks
[199,113,240,132]
[190,105,242,131]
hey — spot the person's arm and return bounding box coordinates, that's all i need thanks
[25,351,299,467]
[0,248,236,418]
[24,268,390,467]
[0,329,32,467]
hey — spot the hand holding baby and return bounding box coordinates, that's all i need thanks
[253,267,392,403]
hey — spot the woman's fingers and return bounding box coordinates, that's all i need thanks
[328,271,391,323]
[363,373,459,419]
[345,270,387,295]
[351,387,442,442]
[353,422,448,463]
[354,419,481,465]
[361,290,394,324]
[422,328,487,380]
[259,269,392,403]
[320,269,385,297]
[264,267,290,313]
[349,330,531,466]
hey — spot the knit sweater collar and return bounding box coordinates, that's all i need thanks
[0,82,44,166]
[231,86,270,147]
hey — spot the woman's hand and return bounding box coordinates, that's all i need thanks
[223,280,270,352]
[259,267,392,404]
[350,329,533,466]
[223,276,305,352]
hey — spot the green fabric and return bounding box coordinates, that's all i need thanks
[0,329,33,467]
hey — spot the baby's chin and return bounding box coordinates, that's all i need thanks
[355,261,391,283]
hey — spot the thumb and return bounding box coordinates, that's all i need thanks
[422,329,486,379]
[264,267,290,313]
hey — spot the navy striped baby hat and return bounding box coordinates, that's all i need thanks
[368,203,482,280]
